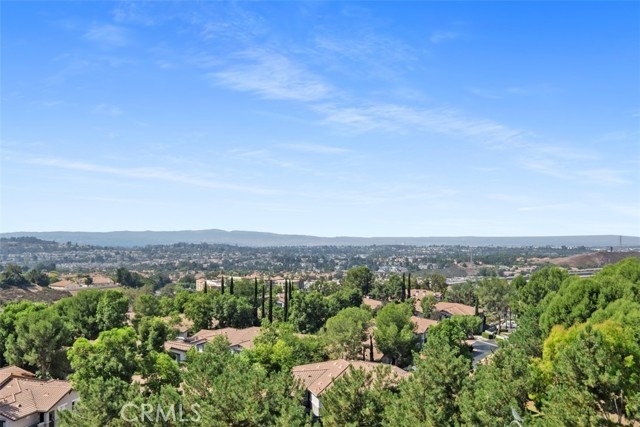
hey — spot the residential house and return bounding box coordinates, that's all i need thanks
[361,297,383,311]
[292,359,409,419]
[411,289,443,314]
[162,314,194,339]
[195,279,222,292]
[164,327,260,362]
[411,316,439,348]
[49,280,83,291]
[0,366,78,427]
[433,302,481,319]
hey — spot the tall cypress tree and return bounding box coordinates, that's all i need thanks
[203,278,208,294]
[229,277,234,295]
[221,275,225,294]
[369,334,374,362]
[254,277,259,322]
[407,273,411,299]
[261,283,266,320]
[283,279,289,322]
[268,280,273,323]
[401,273,406,301]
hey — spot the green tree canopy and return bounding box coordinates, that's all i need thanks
[137,316,172,355]
[211,293,255,328]
[96,290,129,331]
[373,303,416,366]
[184,292,215,330]
[0,301,47,366]
[5,307,71,378]
[68,327,139,394]
[420,294,437,318]
[0,263,29,288]
[324,307,372,360]
[322,365,399,427]
[247,322,327,373]
[384,320,471,427]
[343,266,375,296]
[181,336,308,426]
[289,290,329,334]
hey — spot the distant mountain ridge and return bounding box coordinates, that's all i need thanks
[1,230,639,248]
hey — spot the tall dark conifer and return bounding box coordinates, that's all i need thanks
[268,280,273,323]
[229,277,234,295]
[203,279,207,294]
[401,273,406,301]
[284,279,289,322]
[407,273,411,299]
[221,275,225,294]
[254,278,259,322]
[369,334,374,362]
[261,283,266,320]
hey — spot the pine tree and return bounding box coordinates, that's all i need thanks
[407,273,411,298]
[230,277,234,295]
[401,273,406,301]
[221,275,225,294]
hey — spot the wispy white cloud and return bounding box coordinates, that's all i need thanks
[228,148,299,170]
[521,160,631,185]
[594,130,638,143]
[311,32,417,80]
[517,203,579,212]
[279,143,350,155]
[316,103,526,145]
[429,30,459,44]
[211,49,332,102]
[575,168,630,185]
[30,158,277,195]
[520,159,573,180]
[486,193,533,204]
[84,24,129,48]
[91,104,123,117]
[468,88,502,100]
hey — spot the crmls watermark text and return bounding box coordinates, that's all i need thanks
[120,403,201,422]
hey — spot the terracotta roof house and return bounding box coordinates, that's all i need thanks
[434,302,481,319]
[49,280,81,291]
[162,314,194,339]
[411,315,439,347]
[164,327,261,361]
[89,274,114,286]
[362,297,383,311]
[292,359,409,419]
[0,366,79,427]
[412,289,443,314]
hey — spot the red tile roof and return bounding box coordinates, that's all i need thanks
[0,367,74,421]
[292,359,409,396]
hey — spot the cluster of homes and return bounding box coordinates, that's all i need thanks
[0,290,483,425]
[49,274,117,292]
[163,291,483,420]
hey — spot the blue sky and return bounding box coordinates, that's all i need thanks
[2,1,639,237]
